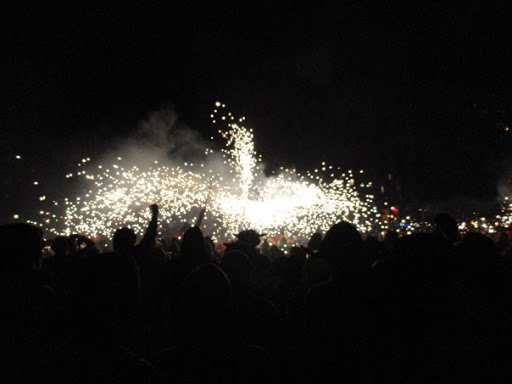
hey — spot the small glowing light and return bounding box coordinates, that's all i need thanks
[13,214,19,219]
[34,181,39,185]
[15,155,21,159]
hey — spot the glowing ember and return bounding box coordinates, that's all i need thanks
[31,102,377,242]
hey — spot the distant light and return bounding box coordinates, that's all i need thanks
[215,101,221,107]
[33,181,39,185]
[15,155,21,159]
[505,126,510,132]
[13,214,19,219]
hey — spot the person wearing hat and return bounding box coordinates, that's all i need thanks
[224,230,271,298]
[235,230,267,248]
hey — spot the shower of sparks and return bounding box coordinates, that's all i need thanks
[30,102,377,243]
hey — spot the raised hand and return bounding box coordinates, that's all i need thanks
[150,203,159,217]
[195,207,206,227]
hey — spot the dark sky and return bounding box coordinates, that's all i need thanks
[2,1,512,213]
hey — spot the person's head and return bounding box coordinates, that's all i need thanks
[235,229,264,248]
[307,232,322,251]
[182,226,207,260]
[0,223,44,272]
[51,236,71,257]
[269,244,285,259]
[113,227,137,253]
[434,213,460,243]
[454,232,498,282]
[320,222,362,261]
[319,222,366,278]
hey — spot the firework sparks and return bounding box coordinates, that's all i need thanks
[31,102,377,242]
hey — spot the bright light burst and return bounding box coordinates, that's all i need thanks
[32,102,377,242]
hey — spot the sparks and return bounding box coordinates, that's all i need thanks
[32,102,377,243]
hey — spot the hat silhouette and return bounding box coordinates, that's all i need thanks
[234,230,266,247]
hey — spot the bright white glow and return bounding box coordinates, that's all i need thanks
[31,102,377,242]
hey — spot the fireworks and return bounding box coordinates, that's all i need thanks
[31,102,377,243]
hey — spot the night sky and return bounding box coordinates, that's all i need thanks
[2,2,512,220]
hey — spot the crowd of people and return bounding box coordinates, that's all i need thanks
[1,204,512,383]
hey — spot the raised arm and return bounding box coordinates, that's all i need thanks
[194,207,206,228]
[135,204,159,264]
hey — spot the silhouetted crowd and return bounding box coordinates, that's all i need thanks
[1,205,512,383]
